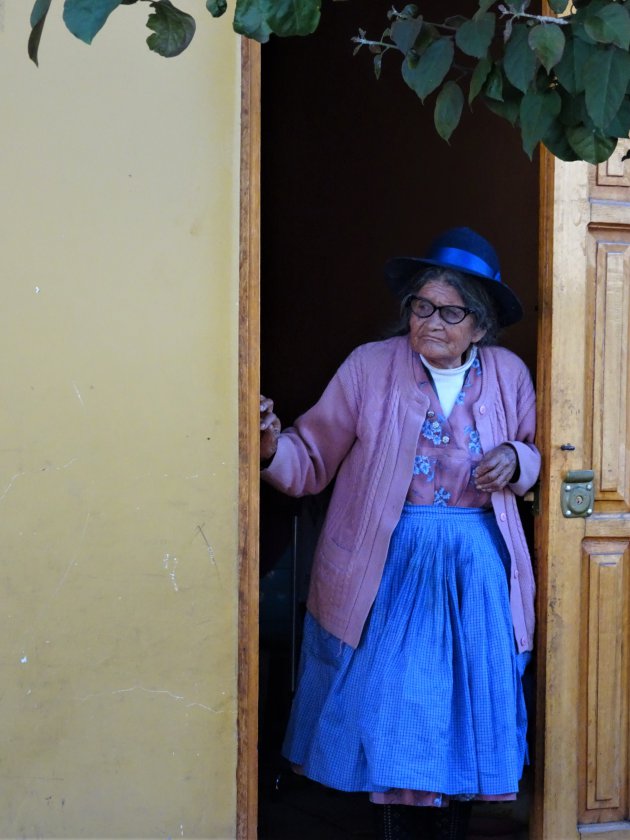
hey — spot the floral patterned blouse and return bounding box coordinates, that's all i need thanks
[406,352,491,509]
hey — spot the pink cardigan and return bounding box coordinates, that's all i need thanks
[262,337,540,653]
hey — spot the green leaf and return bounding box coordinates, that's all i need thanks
[444,16,469,30]
[542,119,580,161]
[483,77,522,124]
[528,23,565,73]
[566,125,618,163]
[206,0,227,17]
[147,0,195,57]
[484,95,520,125]
[234,0,320,41]
[390,17,424,54]
[29,0,53,64]
[469,55,492,104]
[605,97,630,137]
[573,0,610,18]
[401,37,454,102]
[455,13,495,58]
[412,23,440,57]
[504,23,538,93]
[434,81,464,141]
[519,88,562,158]
[484,64,504,100]
[584,4,630,50]
[63,0,122,44]
[559,89,589,127]
[547,0,569,12]
[584,46,630,129]
[31,0,52,26]
[474,0,496,19]
[233,0,271,41]
[573,0,609,43]
[264,0,321,38]
[374,52,382,80]
[398,4,419,19]
[555,35,593,93]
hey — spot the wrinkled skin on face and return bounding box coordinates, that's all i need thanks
[408,279,486,369]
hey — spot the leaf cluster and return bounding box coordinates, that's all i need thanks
[28,0,321,64]
[353,0,630,164]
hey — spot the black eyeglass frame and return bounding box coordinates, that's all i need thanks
[406,295,474,325]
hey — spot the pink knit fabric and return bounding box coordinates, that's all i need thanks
[263,336,540,653]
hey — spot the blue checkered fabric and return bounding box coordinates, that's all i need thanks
[282,504,529,798]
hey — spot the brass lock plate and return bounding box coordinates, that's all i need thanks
[561,470,595,518]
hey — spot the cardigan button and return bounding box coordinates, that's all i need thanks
[500,512,507,522]
[441,435,450,444]
[513,568,519,579]
[427,410,435,418]
[520,637,527,647]
[479,405,486,415]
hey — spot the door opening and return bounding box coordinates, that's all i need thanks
[258,2,540,836]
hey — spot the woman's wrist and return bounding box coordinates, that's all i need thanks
[504,443,520,483]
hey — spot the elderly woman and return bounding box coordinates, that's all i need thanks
[260,227,539,840]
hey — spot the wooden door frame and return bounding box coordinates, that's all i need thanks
[534,147,585,840]
[237,36,261,840]
[236,41,566,840]
[532,145,555,840]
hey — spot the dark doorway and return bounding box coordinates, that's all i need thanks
[259,2,539,836]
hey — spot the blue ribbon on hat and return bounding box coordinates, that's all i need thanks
[429,246,502,282]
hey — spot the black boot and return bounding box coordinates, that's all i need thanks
[372,804,418,840]
[430,800,473,840]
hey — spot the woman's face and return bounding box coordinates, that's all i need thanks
[408,278,487,369]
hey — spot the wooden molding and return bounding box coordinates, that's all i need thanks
[532,143,555,840]
[237,35,261,840]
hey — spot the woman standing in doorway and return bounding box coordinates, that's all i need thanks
[260,227,539,839]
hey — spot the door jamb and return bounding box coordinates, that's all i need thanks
[532,144,554,840]
[236,40,558,840]
[237,36,261,840]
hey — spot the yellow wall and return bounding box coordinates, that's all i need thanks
[0,4,240,838]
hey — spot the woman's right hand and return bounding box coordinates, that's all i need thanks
[260,394,281,463]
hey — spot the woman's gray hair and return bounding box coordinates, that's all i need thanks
[392,266,500,346]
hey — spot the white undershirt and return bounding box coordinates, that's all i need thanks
[419,345,478,419]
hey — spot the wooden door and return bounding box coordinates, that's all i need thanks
[535,145,630,839]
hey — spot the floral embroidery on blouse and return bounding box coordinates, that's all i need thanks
[413,455,435,480]
[455,357,482,404]
[407,350,489,508]
[421,416,446,446]
[465,425,482,455]
[433,487,451,506]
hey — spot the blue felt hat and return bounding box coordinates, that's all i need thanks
[384,227,523,327]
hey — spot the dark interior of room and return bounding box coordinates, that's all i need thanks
[259,2,539,836]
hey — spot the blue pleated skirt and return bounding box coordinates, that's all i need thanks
[282,504,529,800]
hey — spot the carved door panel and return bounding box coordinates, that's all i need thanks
[536,144,630,840]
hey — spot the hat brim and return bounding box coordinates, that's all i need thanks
[384,256,523,328]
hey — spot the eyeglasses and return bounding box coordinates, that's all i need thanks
[407,295,473,325]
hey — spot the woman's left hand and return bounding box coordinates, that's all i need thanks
[474,444,517,493]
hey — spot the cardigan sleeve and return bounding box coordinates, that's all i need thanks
[506,362,541,497]
[261,350,361,497]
